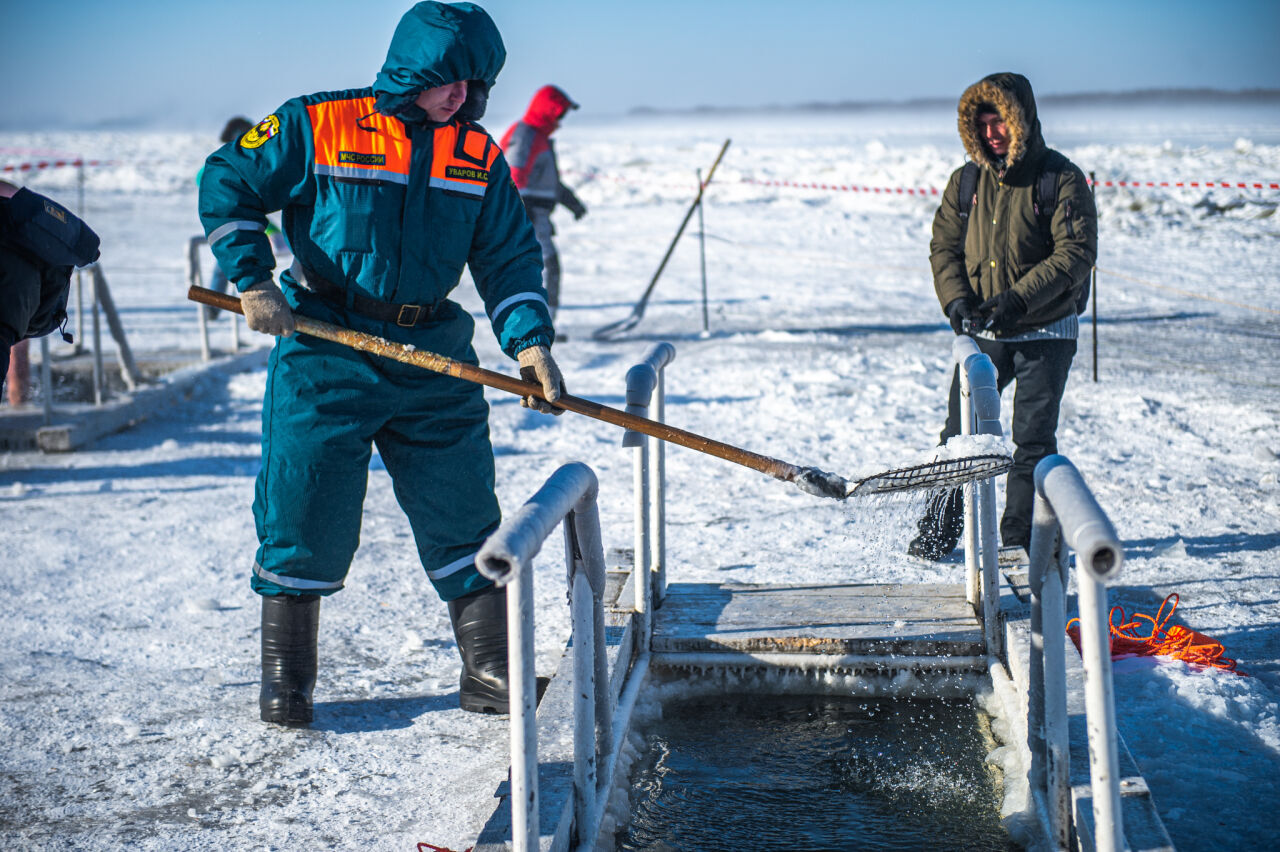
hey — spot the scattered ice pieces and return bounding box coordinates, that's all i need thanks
[1153,537,1189,559]
[182,597,221,613]
[938,433,1012,460]
[210,750,241,769]
[9,482,26,497]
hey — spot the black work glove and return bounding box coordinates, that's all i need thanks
[979,290,1028,335]
[945,296,982,335]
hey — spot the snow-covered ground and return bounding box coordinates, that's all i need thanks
[2,101,1278,850]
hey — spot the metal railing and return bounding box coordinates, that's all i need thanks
[1027,455,1125,851]
[955,338,1127,847]
[621,342,677,647]
[25,262,137,417]
[954,335,1004,657]
[475,462,616,852]
[186,235,241,361]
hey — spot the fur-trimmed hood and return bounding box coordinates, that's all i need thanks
[957,72,1044,173]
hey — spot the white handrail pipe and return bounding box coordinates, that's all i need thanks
[952,335,1003,655]
[475,462,610,852]
[1032,455,1126,852]
[621,343,676,622]
[1038,456,1123,583]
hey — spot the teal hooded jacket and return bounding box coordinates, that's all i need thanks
[198,1,551,357]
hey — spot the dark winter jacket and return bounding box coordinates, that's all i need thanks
[500,86,586,216]
[0,187,100,348]
[930,73,1097,335]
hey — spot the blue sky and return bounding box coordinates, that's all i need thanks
[2,0,1278,131]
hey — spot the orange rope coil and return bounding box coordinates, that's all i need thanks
[1067,593,1245,676]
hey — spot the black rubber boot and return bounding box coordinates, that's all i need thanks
[907,487,965,561]
[447,584,510,715]
[259,593,320,727]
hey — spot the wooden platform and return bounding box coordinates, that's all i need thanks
[0,347,266,452]
[652,582,985,657]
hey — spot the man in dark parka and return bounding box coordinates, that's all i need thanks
[909,72,1098,560]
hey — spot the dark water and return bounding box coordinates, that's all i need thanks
[615,694,1019,851]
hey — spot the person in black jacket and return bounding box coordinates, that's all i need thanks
[909,73,1097,561]
[0,179,100,389]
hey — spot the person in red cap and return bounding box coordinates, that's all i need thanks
[501,86,587,321]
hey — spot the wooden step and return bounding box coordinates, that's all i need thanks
[653,582,983,657]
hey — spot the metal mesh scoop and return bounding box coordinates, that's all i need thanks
[847,454,1013,496]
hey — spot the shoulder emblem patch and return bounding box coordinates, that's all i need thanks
[241,115,281,149]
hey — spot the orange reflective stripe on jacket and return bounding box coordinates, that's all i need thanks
[429,125,497,197]
[307,96,411,185]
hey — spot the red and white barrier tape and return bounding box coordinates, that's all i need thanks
[1,158,116,173]
[1091,179,1279,190]
[740,175,1279,193]
[740,176,940,195]
[575,169,1278,195]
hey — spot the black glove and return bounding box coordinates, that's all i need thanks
[979,290,1028,334]
[945,296,982,335]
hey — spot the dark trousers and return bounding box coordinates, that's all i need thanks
[940,336,1076,548]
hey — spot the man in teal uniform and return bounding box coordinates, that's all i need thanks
[199,2,564,726]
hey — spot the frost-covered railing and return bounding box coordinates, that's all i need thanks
[475,462,614,852]
[953,335,1003,656]
[186,236,241,361]
[1027,455,1125,852]
[621,342,677,647]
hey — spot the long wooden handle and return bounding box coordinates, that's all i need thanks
[189,285,803,482]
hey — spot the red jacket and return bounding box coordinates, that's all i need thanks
[500,86,584,215]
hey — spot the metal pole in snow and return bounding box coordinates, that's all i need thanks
[698,168,709,332]
[90,265,104,405]
[39,335,53,425]
[1090,171,1098,383]
[75,161,86,352]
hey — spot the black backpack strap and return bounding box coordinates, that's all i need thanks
[1031,149,1091,314]
[956,161,979,226]
[1034,149,1066,232]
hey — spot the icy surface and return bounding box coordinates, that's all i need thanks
[2,104,1279,850]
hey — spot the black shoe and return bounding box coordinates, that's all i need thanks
[260,594,320,727]
[906,488,964,561]
[448,584,509,715]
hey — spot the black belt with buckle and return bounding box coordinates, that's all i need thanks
[292,262,437,327]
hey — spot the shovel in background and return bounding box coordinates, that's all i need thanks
[189,285,1010,499]
[590,138,732,341]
